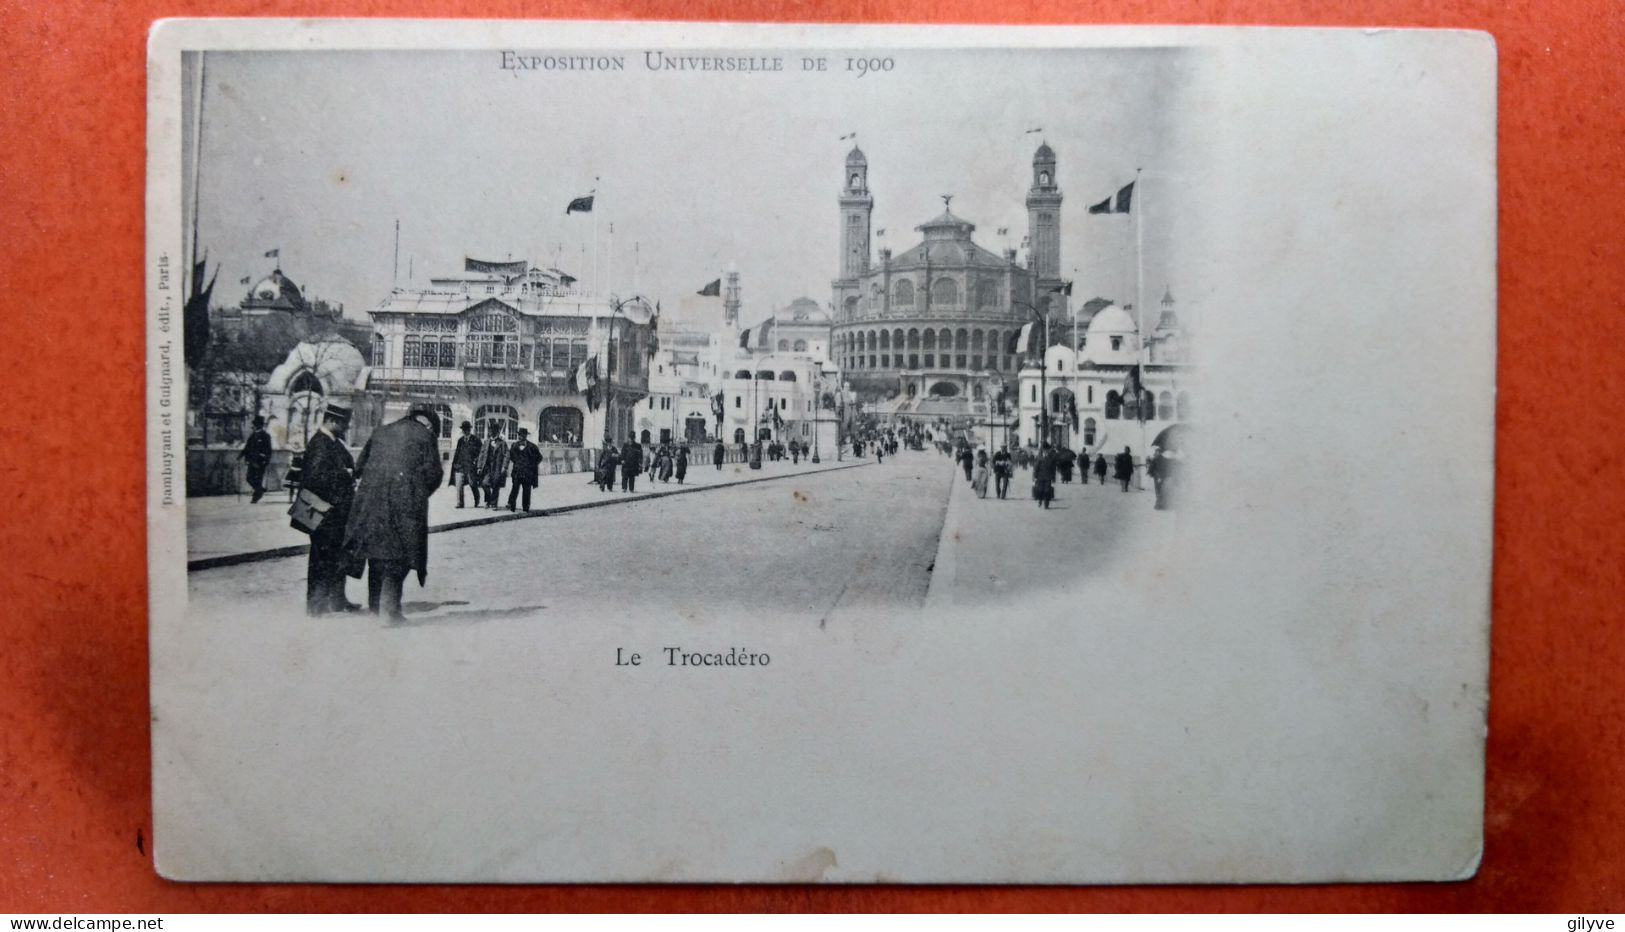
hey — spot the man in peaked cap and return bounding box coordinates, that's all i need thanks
[343,404,444,621]
[301,403,358,615]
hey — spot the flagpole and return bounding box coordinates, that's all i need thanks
[187,51,206,297]
[1134,167,1148,486]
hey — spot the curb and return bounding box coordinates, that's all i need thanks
[188,460,872,572]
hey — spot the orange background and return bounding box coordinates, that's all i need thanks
[2,0,1621,913]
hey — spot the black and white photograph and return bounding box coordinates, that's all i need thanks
[146,21,1496,884]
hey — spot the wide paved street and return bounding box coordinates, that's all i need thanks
[188,452,952,627]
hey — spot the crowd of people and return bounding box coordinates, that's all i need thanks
[261,405,1181,621]
[934,432,1185,511]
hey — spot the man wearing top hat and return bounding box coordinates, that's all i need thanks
[451,419,483,509]
[300,403,358,615]
[343,403,444,622]
[507,426,542,512]
[239,414,274,503]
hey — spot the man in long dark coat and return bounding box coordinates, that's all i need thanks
[674,445,689,484]
[239,415,274,503]
[477,425,509,510]
[620,435,643,492]
[1114,446,1135,492]
[1033,442,1058,509]
[713,440,725,470]
[1058,446,1076,484]
[958,444,974,482]
[596,441,619,492]
[301,404,356,615]
[343,404,444,621]
[1094,452,1109,484]
[451,420,482,508]
[507,427,542,511]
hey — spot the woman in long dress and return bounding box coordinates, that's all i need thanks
[971,449,990,499]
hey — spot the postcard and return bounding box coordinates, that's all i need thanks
[146,20,1496,882]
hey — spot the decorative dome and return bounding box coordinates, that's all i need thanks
[1085,303,1137,336]
[846,145,866,165]
[1034,142,1055,160]
[244,268,307,312]
[916,210,975,237]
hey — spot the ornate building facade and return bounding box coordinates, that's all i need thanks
[360,257,651,465]
[830,144,1067,408]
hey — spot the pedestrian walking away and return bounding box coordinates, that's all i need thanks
[958,444,974,482]
[1058,445,1076,484]
[343,403,443,622]
[992,446,1012,499]
[1032,441,1058,509]
[675,444,689,483]
[450,420,482,508]
[239,415,274,503]
[1115,446,1135,492]
[1094,452,1108,485]
[299,404,356,615]
[476,425,509,509]
[507,427,542,511]
[713,440,725,470]
[620,435,643,492]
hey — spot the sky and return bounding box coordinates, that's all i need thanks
[189,45,1198,328]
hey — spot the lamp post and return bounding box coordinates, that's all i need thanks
[605,293,652,446]
[749,369,763,469]
[1012,299,1049,448]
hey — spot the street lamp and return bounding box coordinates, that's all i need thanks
[605,293,652,446]
[1011,299,1050,449]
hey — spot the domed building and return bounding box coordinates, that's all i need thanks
[830,144,1069,415]
[1014,289,1194,455]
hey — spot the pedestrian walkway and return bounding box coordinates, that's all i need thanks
[925,458,1173,608]
[188,454,867,569]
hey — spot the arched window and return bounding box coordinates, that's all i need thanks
[878,331,890,350]
[932,277,960,306]
[539,406,584,446]
[1084,417,1097,446]
[843,296,858,317]
[971,329,984,351]
[733,428,746,444]
[793,339,807,352]
[757,370,776,381]
[285,370,325,451]
[288,370,323,395]
[1157,391,1174,421]
[923,330,936,351]
[475,404,518,440]
[734,369,751,379]
[955,328,969,351]
[779,371,797,382]
[1105,390,1122,420]
[893,279,914,306]
[907,328,920,349]
[778,339,790,351]
[1176,391,1191,421]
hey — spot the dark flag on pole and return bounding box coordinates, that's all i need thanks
[1088,181,1135,214]
[697,278,721,296]
[739,327,752,349]
[183,256,216,369]
[264,248,279,258]
[565,194,595,214]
